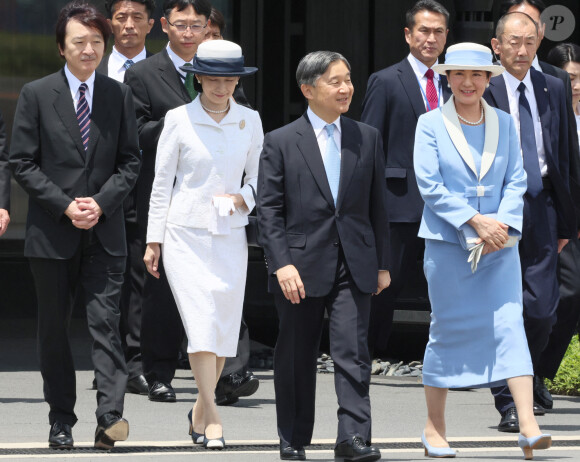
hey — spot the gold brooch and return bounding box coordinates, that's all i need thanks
[239,120,246,130]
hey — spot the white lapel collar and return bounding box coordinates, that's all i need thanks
[441,96,478,178]
[479,99,499,181]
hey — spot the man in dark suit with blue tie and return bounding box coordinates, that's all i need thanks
[9,2,140,449]
[484,11,576,432]
[360,0,450,356]
[258,51,390,462]
[94,0,156,397]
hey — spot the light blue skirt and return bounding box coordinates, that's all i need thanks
[422,239,533,388]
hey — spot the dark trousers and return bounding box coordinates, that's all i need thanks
[29,231,127,426]
[368,222,423,355]
[221,317,251,377]
[140,254,184,384]
[493,190,559,413]
[274,253,372,447]
[119,221,145,379]
[537,237,580,380]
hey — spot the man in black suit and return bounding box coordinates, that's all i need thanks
[360,0,450,356]
[501,0,580,413]
[258,51,390,462]
[484,11,576,432]
[0,110,10,237]
[9,2,140,450]
[95,0,156,396]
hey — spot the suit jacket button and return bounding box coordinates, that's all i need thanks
[335,211,340,218]
[333,242,339,247]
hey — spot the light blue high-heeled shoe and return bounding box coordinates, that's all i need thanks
[421,432,456,458]
[187,409,204,444]
[518,433,551,460]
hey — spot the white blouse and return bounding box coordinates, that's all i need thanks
[147,97,263,243]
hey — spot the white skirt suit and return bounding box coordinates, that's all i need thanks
[147,97,263,356]
[413,98,533,388]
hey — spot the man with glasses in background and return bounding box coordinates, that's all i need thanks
[124,0,212,403]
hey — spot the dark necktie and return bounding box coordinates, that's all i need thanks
[77,83,90,151]
[123,59,134,70]
[518,82,542,197]
[425,69,438,111]
[182,63,197,100]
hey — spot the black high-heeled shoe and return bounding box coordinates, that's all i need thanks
[187,409,204,444]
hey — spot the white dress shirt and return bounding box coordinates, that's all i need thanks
[64,64,95,112]
[107,46,148,82]
[532,55,542,72]
[166,42,193,82]
[307,107,341,157]
[502,69,547,176]
[407,53,445,109]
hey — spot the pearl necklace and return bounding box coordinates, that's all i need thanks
[457,104,484,125]
[201,101,230,114]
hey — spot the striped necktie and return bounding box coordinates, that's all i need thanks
[76,83,90,151]
[518,82,543,197]
[123,59,134,70]
[324,124,341,205]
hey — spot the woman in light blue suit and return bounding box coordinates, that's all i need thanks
[414,43,550,459]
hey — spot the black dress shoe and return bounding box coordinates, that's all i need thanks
[498,407,519,433]
[126,375,149,395]
[148,381,176,402]
[534,401,546,416]
[92,378,97,390]
[334,436,381,462]
[94,411,129,450]
[215,371,259,406]
[534,375,553,410]
[48,421,73,449]
[280,444,306,460]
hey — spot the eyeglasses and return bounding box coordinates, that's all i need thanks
[165,17,207,33]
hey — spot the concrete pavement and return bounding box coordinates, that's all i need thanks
[1,319,580,461]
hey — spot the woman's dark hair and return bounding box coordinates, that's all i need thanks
[193,76,241,94]
[56,2,111,52]
[546,43,580,70]
[105,0,156,19]
[209,7,226,35]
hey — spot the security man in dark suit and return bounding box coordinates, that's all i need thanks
[0,110,10,237]
[360,0,450,356]
[95,0,156,396]
[500,0,580,414]
[484,11,576,432]
[258,51,390,462]
[9,2,140,450]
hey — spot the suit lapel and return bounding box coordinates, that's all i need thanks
[487,76,510,113]
[85,73,108,164]
[531,68,552,159]
[296,114,335,209]
[52,69,86,160]
[441,97,478,178]
[398,59,427,119]
[336,117,359,209]
[159,49,191,103]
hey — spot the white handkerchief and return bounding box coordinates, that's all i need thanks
[208,196,235,235]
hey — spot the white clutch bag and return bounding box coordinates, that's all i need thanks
[456,213,520,273]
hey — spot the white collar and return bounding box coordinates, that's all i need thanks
[64,64,95,94]
[532,55,542,72]
[190,96,244,126]
[503,68,533,98]
[307,106,341,135]
[111,45,147,68]
[166,42,193,75]
[407,53,440,81]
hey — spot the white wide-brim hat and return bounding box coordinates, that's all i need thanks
[432,42,505,77]
[180,40,258,76]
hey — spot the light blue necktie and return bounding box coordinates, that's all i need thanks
[323,124,341,205]
[123,59,134,70]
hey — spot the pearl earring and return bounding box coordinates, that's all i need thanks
[447,83,451,88]
[486,83,490,88]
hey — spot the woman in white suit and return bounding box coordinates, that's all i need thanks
[144,40,262,450]
[413,43,550,459]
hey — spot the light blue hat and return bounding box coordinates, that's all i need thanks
[432,42,505,77]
